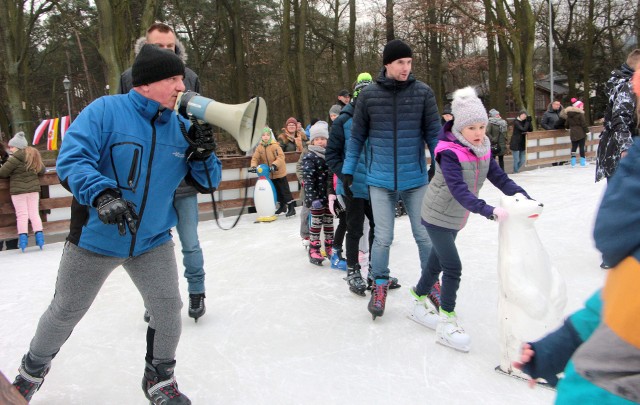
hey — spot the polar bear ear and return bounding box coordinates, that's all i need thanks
[514,193,527,201]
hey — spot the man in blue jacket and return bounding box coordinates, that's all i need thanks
[12,44,221,405]
[342,39,440,319]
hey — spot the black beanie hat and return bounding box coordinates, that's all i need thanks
[132,44,186,86]
[383,39,413,65]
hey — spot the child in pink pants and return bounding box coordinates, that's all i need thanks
[0,132,46,251]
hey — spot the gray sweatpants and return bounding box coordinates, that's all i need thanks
[27,241,182,367]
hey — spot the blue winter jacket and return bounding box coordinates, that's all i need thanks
[342,68,440,191]
[326,102,369,199]
[57,90,222,258]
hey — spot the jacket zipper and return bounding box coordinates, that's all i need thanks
[393,86,398,191]
[129,111,159,257]
[127,149,139,192]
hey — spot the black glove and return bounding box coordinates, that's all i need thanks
[248,166,257,173]
[93,189,138,236]
[184,117,216,161]
[343,174,353,197]
[270,164,277,173]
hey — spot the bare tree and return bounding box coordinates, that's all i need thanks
[0,0,55,136]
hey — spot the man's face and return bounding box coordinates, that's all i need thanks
[142,76,186,109]
[552,101,561,111]
[147,30,176,52]
[385,57,412,81]
[442,113,453,122]
[338,95,350,105]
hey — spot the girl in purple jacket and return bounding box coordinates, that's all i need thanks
[410,87,531,352]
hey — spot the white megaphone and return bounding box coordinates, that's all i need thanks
[174,91,268,152]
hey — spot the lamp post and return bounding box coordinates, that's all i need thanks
[549,0,554,102]
[63,76,72,122]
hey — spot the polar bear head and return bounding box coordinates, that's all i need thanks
[500,193,543,227]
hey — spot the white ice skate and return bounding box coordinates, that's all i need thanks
[436,310,471,352]
[408,287,439,330]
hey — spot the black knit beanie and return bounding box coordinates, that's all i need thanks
[132,44,186,86]
[382,39,412,65]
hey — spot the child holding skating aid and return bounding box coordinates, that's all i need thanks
[301,121,334,265]
[411,87,532,352]
[0,131,46,251]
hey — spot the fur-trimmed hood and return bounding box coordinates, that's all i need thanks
[133,36,188,63]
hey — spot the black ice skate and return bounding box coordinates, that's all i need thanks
[344,264,367,296]
[12,354,50,401]
[368,278,390,320]
[275,203,287,215]
[367,273,401,290]
[188,293,206,322]
[142,361,191,405]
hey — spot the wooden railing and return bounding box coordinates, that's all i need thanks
[525,126,603,167]
[0,152,302,241]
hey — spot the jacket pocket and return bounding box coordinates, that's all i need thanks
[111,142,143,192]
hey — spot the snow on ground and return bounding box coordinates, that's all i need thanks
[0,164,607,404]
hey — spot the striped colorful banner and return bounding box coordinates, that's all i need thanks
[33,116,70,150]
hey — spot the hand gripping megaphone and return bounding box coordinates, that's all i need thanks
[174,91,268,152]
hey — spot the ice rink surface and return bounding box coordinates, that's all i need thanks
[0,164,607,404]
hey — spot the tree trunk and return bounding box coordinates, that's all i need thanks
[0,0,55,137]
[75,29,95,101]
[346,0,356,84]
[332,0,344,87]
[582,0,595,124]
[484,0,498,109]
[385,0,394,42]
[427,2,443,108]
[282,0,298,119]
[95,0,132,94]
[221,0,248,102]
[296,0,310,123]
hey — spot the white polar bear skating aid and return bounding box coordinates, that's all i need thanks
[496,193,567,379]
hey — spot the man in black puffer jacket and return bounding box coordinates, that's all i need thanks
[342,39,440,319]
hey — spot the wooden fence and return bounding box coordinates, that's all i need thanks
[0,152,301,241]
[525,126,603,167]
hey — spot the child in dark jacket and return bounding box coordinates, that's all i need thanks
[301,121,334,265]
[413,87,531,352]
[0,132,46,251]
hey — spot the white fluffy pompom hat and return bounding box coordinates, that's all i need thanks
[451,87,488,136]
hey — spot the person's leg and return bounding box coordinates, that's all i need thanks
[25,192,43,232]
[512,151,520,173]
[271,177,287,210]
[173,194,204,294]
[308,206,324,263]
[344,195,365,267]
[11,194,29,234]
[498,155,504,170]
[124,241,182,365]
[415,227,460,312]
[27,243,121,367]
[368,186,397,280]
[322,207,334,256]
[299,204,310,238]
[399,184,432,276]
[333,210,346,252]
[570,141,578,166]
[124,241,190,402]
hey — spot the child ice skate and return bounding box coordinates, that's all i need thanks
[0,132,46,251]
[413,87,531,352]
[301,121,334,265]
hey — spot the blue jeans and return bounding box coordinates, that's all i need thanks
[174,194,205,294]
[415,226,460,313]
[512,150,526,173]
[368,185,432,279]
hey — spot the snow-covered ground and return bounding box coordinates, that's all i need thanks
[0,164,607,404]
